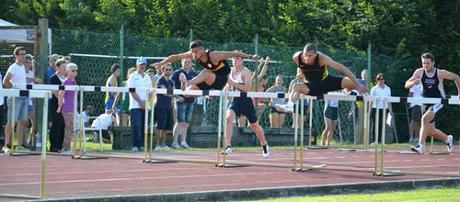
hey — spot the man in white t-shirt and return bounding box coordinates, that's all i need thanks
[128,57,152,152]
[2,47,41,154]
[408,83,423,143]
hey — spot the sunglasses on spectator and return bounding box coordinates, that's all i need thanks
[72,69,79,72]
[164,68,172,71]
[378,78,385,80]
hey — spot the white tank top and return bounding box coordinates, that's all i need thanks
[230,67,248,92]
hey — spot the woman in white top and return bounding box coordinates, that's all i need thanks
[25,54,39,148]
[369,73,393,143]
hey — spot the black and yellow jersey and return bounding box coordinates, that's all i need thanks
[297,53,328,83]
[197,49,231,75]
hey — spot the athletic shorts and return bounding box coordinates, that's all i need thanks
[425,104,443,123]
[293,101,309,115]
[305,75,343,96]
[155,107,173,130]
[324,106,338,121]
[229,97,257,124]
[270,107,285,114]
[410,105,422,122]
[197,67,230,90]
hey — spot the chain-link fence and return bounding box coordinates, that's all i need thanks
[50,28,430,143]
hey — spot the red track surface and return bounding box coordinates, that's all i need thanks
[0,146,459,201]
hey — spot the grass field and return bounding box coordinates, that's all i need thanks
[248,187,460,202]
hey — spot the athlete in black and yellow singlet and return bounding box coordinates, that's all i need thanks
[195,49,231,90]
[152,40,259,92]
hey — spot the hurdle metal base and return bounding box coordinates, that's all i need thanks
[72,155,108,160]
[373,171,405,177]
[398,150,418,154]
[292,164,327,172]
[215,163,249,168]
[430,151,450,155]
[142,159,178,164]
[308,146,328,150]
[8,152,41,156]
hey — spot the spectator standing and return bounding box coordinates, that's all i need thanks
[48,58,67,152]
[2,47,41,154]
[128,58,152,152]
[105,63,121,126]
[408,83,423,143]
[46,54,61,84]
[57,63,78,153]
[171,58,198,149]
[154,63,175,151]
[369,73,393,143]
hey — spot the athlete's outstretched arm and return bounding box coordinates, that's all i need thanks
[324,55,365,93]
[213,51,259,61]
[404,69,423,89]
[151,52,193,68]
[439,69,460,97]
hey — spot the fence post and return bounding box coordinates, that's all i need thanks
[367,42,372,86]
[119,23,125,81]
[189,29,193,43]
[254,33,259,55]
[37,18,49,147]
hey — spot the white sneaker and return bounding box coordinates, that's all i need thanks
[161,145,171,151]
[131,147,139,152]
[154,146,161,151]
[275,102,294,113]
[411,144,424,154]
[262,144,270,158]
[221,146,232,155]
[446,135,453,153]
[171,142,181,149]
[180,142,191,149]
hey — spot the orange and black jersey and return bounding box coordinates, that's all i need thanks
[197,49,231,75]
[297,53,329,83]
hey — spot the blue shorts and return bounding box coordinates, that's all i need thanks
[176,102,195,123]
[324,106,338,121]
[155,107,173,130]
[7,97,28,122]
[105,98,120,112]
[229,97,257,124]
[28,104,34,113]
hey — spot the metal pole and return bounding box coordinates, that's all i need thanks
[222,91,229,166]
[367,42,372,89]
[216,92,224,166]
[143,89,149,161]
[299,97,305,170]
[72,86,78,156]
[149,90,155,162]
[380,98,388,176]
[308,98,313,148]
[78,90,84,156]
[11,96,16,152]
[373,98,380,175]
[40,92,50,199]
[363,100,369,150]
[119,23,125,82]
[293,99,299,170]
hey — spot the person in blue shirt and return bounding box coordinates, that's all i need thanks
[46,54,61,84]
[154,63,175,151]
[170,58,198,149]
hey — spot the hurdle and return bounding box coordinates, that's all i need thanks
[1,89,51,199]
[11,84,460,178]
[376,96,460,177]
